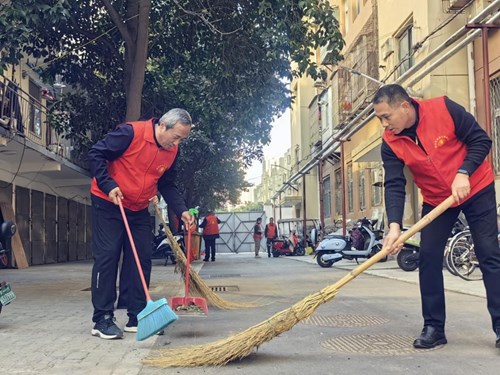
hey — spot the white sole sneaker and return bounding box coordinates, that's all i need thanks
[91,329,123,339]
[123,325,137,333]
[123,326,164,335]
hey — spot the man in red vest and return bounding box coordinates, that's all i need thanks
[199,210,221,262]
[264,217,278,257]
[87,108,195,339]
[374,84,500,350]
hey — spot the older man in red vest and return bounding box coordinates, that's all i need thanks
[88,108,194,340]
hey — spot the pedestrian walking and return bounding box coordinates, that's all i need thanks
[199,210,221,262]
[87,108,195,340]
[374,84,500,350]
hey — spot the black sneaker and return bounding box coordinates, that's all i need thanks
[91,316,123,339]
[124,317,138,333]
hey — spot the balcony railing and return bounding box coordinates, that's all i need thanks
[0,75,74,161]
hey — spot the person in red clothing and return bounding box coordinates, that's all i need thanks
[87,108,195,340]
[199,210,221,262]
[374,84,500,350]
[264,217,278,257]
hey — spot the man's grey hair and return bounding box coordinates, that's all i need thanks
[160,108,192,129]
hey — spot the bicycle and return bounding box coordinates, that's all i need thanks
[446,228,484,281]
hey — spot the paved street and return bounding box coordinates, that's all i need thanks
[0,253,498,374]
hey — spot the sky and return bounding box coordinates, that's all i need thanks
[244,108,291,185]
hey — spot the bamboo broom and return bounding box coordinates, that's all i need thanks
[146,195,456,367]
[154,204,258,309]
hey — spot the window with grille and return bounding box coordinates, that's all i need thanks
[335,168,342,216]
[490,76,500,175]
[397,25,414,77]
[347,163,353,212]
[323,176,331,218]
[371,168,383,206]
[359,172,365,210]
[28,79,42,137]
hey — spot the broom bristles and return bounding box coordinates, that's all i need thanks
[145,288,338,367]
[137,298,178,341]
[160,212,259,309]
[146,197,456,367]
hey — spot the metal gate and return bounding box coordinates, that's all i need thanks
[209,211,266,254]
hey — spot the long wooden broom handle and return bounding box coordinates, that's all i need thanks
[331,195,456,290]
[117,198,152,301]
[153,204,185,260]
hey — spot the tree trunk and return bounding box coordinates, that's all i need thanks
[124,0,151,121]
[102,0,151,121]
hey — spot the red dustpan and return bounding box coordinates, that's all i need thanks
[169,226,208,316]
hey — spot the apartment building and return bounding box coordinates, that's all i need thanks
[268,0,500,234]
[0,62,92,267]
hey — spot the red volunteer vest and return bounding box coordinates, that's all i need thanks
[266,223,277,238]
[254,224,263,240]
[90,119,178,211]
[202,215,220,236]
[383,97,493,206]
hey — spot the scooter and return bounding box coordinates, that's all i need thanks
[0,220,17,316]
[271,232,306,257]
[152,230,183,266]
[396,214,468,272]
[315,217,387,268]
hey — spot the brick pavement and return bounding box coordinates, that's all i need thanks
[0,255,491,374]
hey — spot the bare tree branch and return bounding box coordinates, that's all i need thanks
[100,0,134,47]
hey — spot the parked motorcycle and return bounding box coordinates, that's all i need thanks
[315,217,387,268]
[152,228,184,266]
[396,214,468,272]
[271,231,306,257]
[0,220,17,315]
[0,220,16,269]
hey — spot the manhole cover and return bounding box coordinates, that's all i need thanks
[321,334,442,355]
[210,285,240,292]
[302,314,389,327]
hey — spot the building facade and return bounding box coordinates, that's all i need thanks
[269,0,500,236]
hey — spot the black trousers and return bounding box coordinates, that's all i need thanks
[266,238,273,256]
[91,196,152,323]
[419,183,500,332]
[203,237,216,260]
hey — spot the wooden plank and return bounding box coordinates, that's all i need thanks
[0,202,28,269]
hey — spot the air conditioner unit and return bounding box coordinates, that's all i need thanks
[381,38,395,60]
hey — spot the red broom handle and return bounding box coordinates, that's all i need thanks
[184,226,194,301]
[118,198,152,302]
